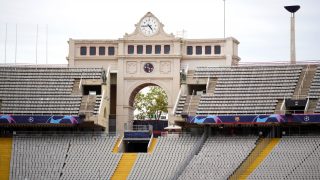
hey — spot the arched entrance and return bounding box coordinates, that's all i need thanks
[128,83,169,125]
[116,79,177,133]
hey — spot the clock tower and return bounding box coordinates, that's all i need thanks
[116,12,181,133]
[67,12,240,133]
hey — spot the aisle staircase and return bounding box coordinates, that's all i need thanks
[113,137,122,153]
[111,153,137,180]
[0,138,12,180]
[148,138,157,153]
[238,138,280,180]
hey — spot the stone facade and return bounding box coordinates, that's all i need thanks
[67,12,240,133]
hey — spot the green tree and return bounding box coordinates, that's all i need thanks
[134,86,168,120]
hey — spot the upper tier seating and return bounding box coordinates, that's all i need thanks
[194,65,303,115]
[0,66,102,115]
[248,136,320,180]
[308,66,320,99]
[178,136,258,180]
[10,134,120,180]
[128,135,200,180]
[308,66,320,113]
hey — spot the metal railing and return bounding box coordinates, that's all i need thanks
[172,88,182,115]
[13,131,118,137]
[206,77,210,93]
[187,90,195,114]
[297,64,310,98]
[195,109,319,116]
[172,131,207,180]
[98,90,105,114]
[147,133,154,151]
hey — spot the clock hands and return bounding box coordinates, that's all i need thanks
[141,24,153,31]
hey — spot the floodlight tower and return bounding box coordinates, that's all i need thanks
[284,5,300,64]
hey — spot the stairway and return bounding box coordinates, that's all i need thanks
[79,95,97,119]
[206,78,217,94]
[182,95,201,116]
[274,99,284,113]
[148,138,157,153]
[238,138,280,180]
[71,79,81,95]
[113,137,122,153]
[293,65,317,99]
[307,99,319,113]
[0,138,12,180]
[111,153,137,180]
[175,95,187,115]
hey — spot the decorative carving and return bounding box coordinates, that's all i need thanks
[160,61,171,74]
[126,61,137,74]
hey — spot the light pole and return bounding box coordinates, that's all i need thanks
[223,0,226,38]
[284,5,300,64]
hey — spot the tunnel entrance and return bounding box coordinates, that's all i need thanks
[124,140,149,153]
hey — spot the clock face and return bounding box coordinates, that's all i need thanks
[140,16,159,36]
[144,63,154,73]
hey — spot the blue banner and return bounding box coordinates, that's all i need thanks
[0,115,79,124]
[187,114,320,124]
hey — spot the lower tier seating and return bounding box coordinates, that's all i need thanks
[178,136,258,180]
[248,136,320,180]
[10,134,120,180]
[128,135,200,180]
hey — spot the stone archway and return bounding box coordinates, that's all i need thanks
[127,82,171,121]
[128,83,170,108]
[116,79,176,133]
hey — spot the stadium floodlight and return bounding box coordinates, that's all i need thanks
[284,5,300,64]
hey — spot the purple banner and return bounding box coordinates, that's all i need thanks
[0,115,79,124]
[187,114,320,124]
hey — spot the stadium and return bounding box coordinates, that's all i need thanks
[1,11,320,180]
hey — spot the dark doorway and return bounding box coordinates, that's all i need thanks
[124,140,149,153]
[83,85,101,95]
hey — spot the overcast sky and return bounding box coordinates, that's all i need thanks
[0,0,319,65]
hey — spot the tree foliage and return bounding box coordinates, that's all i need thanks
[134,86,168,120]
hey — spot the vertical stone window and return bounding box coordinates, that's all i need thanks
[146,45,152,54]
[155,45,161,54]
[99,47,105,56]
[187,46,193,55]
[164,45,170,54]
[196,46,202,55]
[137,45,143,54]
[80,46,87,55]
[108,46,115,56]
[205,46,211,55]
[90,47,96,56]
[128,45,134,54]
[214,45,221,54]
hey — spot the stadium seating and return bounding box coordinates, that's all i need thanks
[0,66,102,115]
[248,136,320,179]
[194,65,302,115]
[10,133,121,180]
[308,66,320,112]
[175,95,187,115]
[128,135,200,180]
[94,95,102,115]
[308,66,320,99]
[178,136,258,180]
